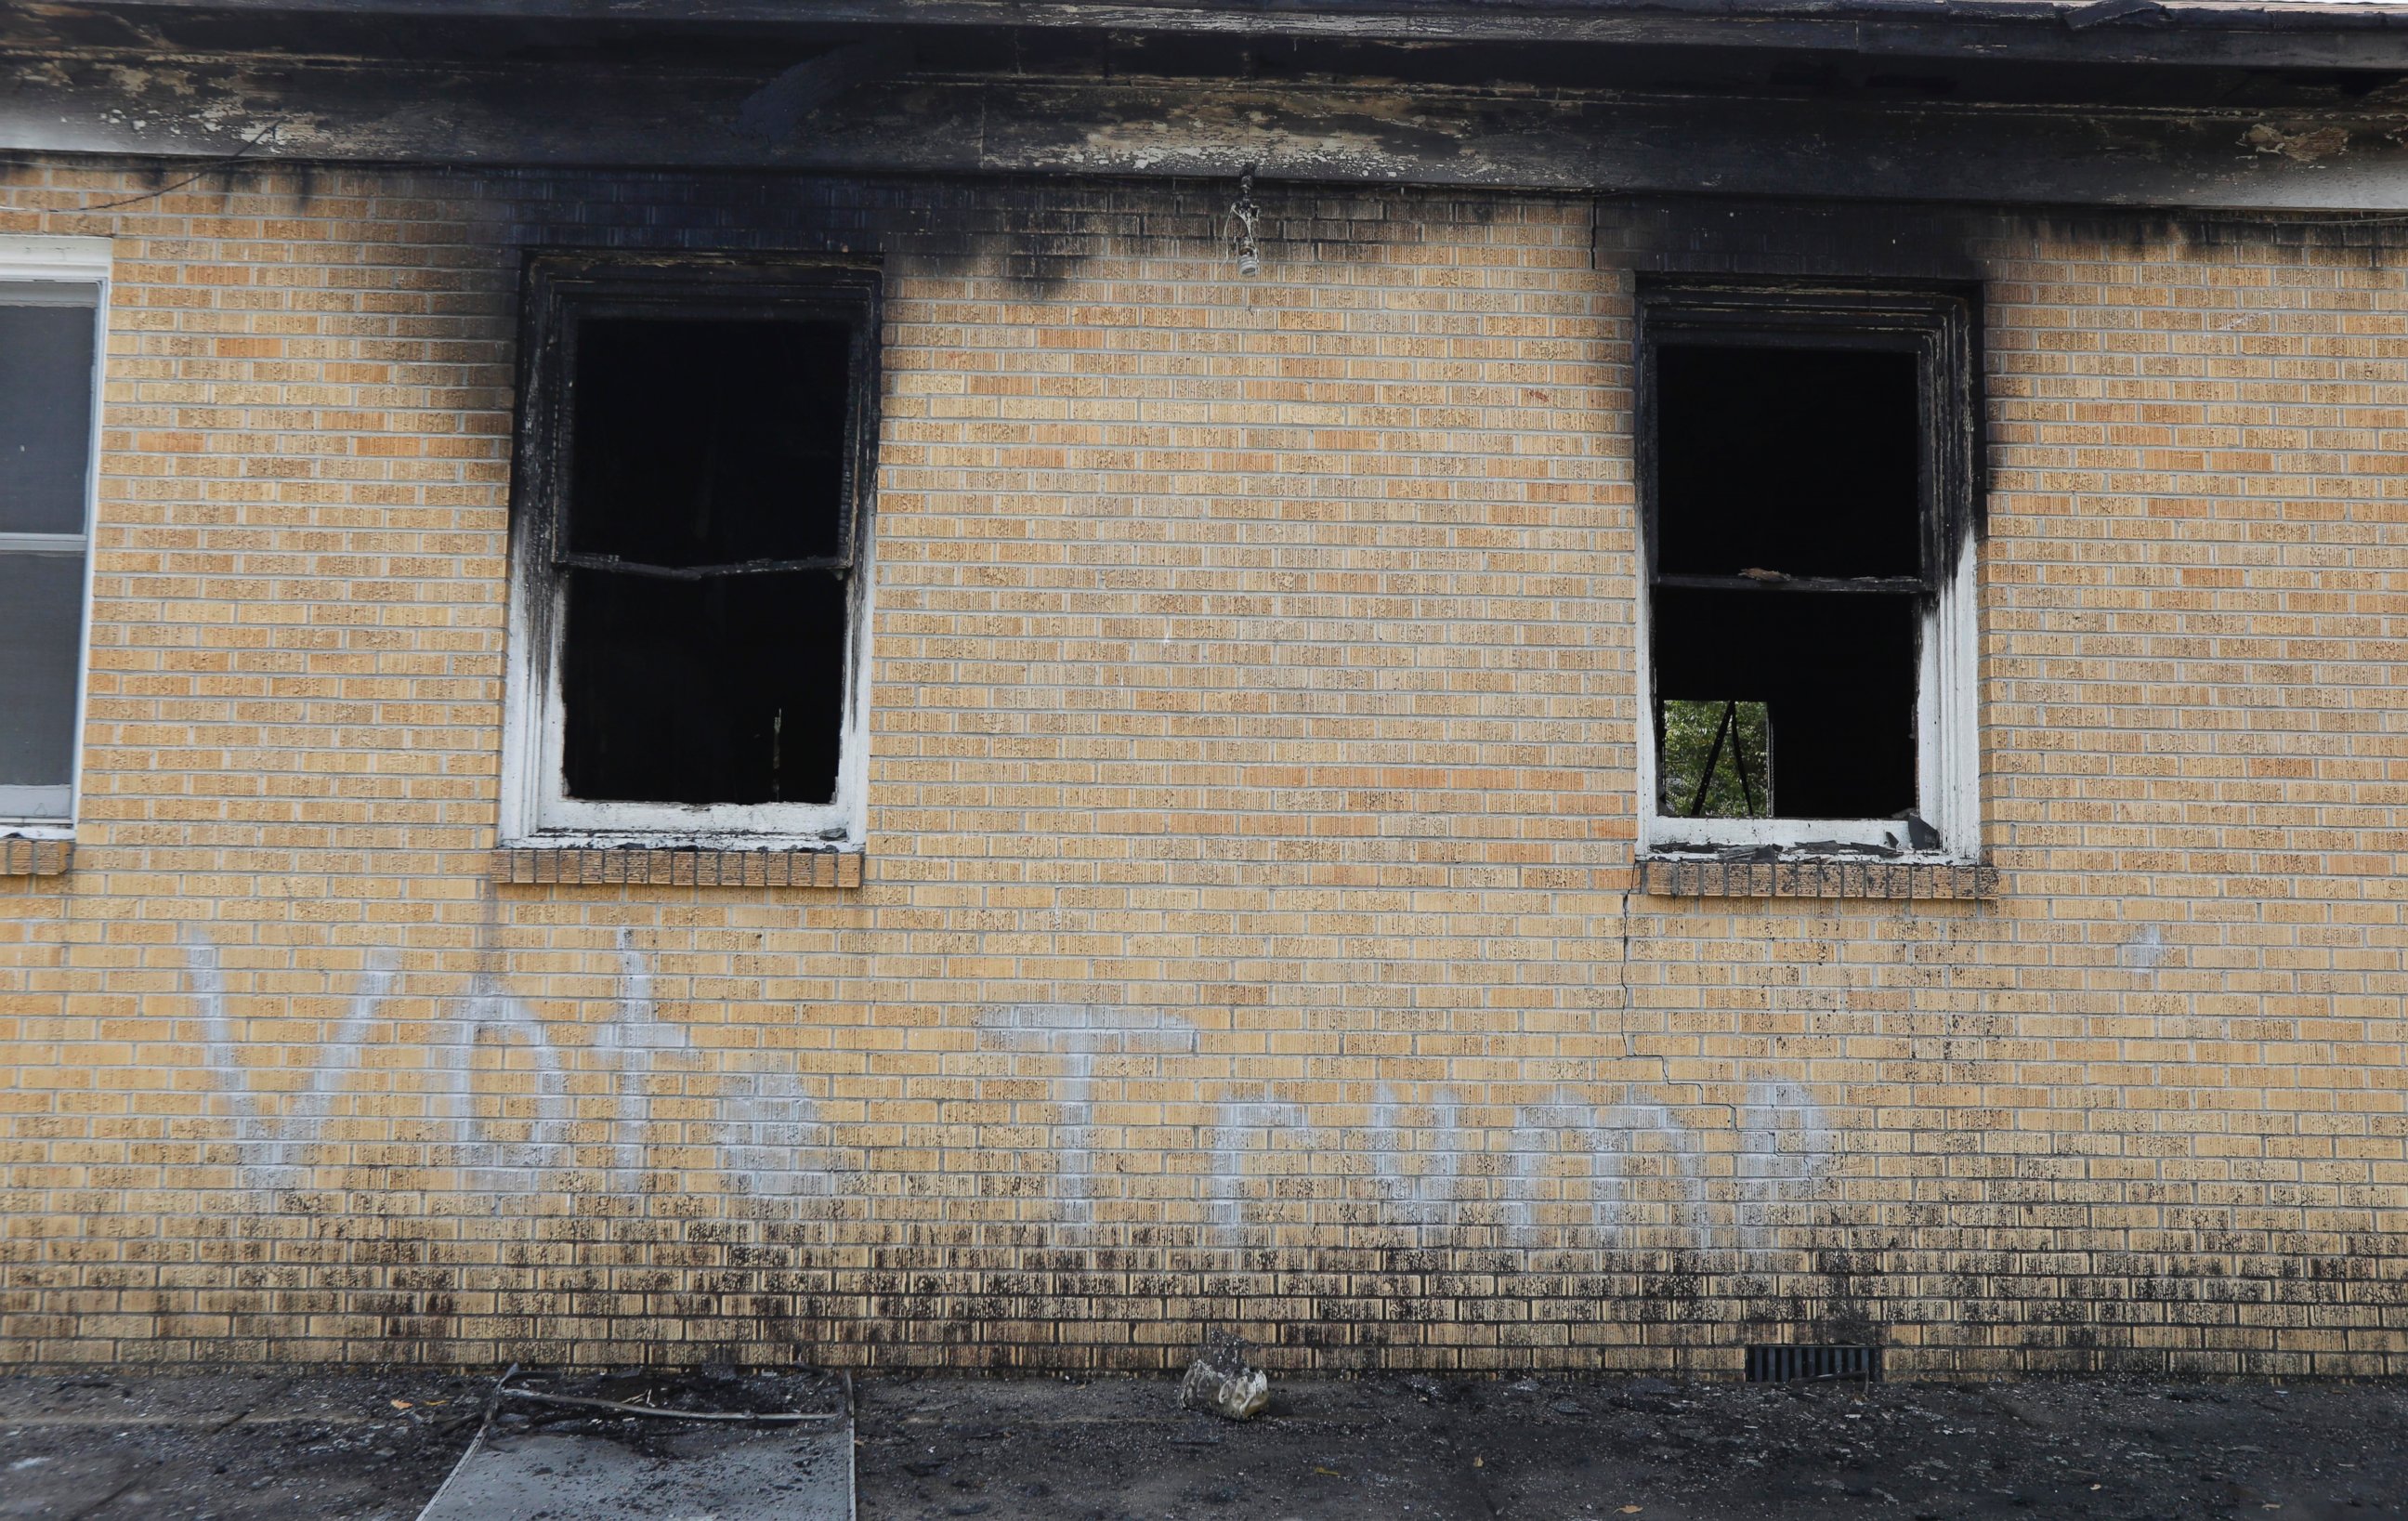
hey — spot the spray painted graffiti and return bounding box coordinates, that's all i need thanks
[969,1004,1839,1261]
[182,949,1838,1268]
[184,926,843,1219]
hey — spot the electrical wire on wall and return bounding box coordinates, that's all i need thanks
[1225,164,1263,279]
[72,120,291,212]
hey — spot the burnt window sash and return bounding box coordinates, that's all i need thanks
[1636,282,1980,852]
[546,291,872,583]
[505,256,880,844]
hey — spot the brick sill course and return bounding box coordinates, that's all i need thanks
[1639,856,1995,900]
[490,844,862,888]
[1,837,72,876]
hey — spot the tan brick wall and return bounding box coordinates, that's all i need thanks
[1,162,2403,1376]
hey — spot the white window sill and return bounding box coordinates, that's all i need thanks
[1642,811,1949,854]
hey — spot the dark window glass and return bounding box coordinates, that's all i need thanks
[0,292,98,535]
[0,551,85,790]
[567,318,853,569]
[1655,345,1919,582]
[1,284,96,815]
[561,569,847,806]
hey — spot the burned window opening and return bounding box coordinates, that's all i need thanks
[507,256,879,842]
[1640,282,1978,853]
[556,314,856,807]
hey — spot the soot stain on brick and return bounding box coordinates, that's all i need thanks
[472,167,1506,302]
[1804,1247,1887,1347]
[481,168,1153,295]
[1606,195,2408,289]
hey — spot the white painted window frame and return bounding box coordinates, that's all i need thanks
[0,235,111,839]
[1633,282,1982,862]
[498,254,881,851]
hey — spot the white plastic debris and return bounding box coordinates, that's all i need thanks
[1178,1331,1270,1422]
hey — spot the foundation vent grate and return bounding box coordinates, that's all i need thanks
[1743,1344,1881,1384]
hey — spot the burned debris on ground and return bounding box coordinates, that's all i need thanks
[416,1368,853,1521]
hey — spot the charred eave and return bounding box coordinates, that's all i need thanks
[9,1,2408,206]
[44,0,2408,72]
[7,49,2408,208]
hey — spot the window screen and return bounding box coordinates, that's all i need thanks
[0,281,98,823]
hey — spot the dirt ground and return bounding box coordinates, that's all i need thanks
[0,1370,491,1520]
[854,1373,2408,1521]
[5,1368,2404,1520]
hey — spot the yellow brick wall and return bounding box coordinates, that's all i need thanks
[1,162,2403,1376]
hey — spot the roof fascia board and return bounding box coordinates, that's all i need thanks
[50,0,2408,70]
[10,59,2408,212]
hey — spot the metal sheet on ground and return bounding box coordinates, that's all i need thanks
[415,1416,851,1521]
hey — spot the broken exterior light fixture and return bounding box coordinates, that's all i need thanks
[1230,164,1263,278]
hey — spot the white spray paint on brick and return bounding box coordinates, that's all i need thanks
[438,973,580,1205]
[185,936,1829,1258]
[600,929,838,1203]
[973,1004,1218,1244]
[184,925,840,1221]
[2120,923,2167,972]
[1349,1081,1835,1259]
[190,936,401,1197]
[972,1002,1839,1262]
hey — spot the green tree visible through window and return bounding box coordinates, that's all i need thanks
[1658,699,1771,819]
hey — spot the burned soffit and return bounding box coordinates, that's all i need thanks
[7,2,2408,207]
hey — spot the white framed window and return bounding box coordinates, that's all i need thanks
[1634,281,1981,861]
[0,235,110,839]
[499,253,881,850]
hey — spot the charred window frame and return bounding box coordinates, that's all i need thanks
[500,254,881,849]
[1635,282,1981,859]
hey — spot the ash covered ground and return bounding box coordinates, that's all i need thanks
[855,1373,2406,1521]
[4,1369,2404,1519]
